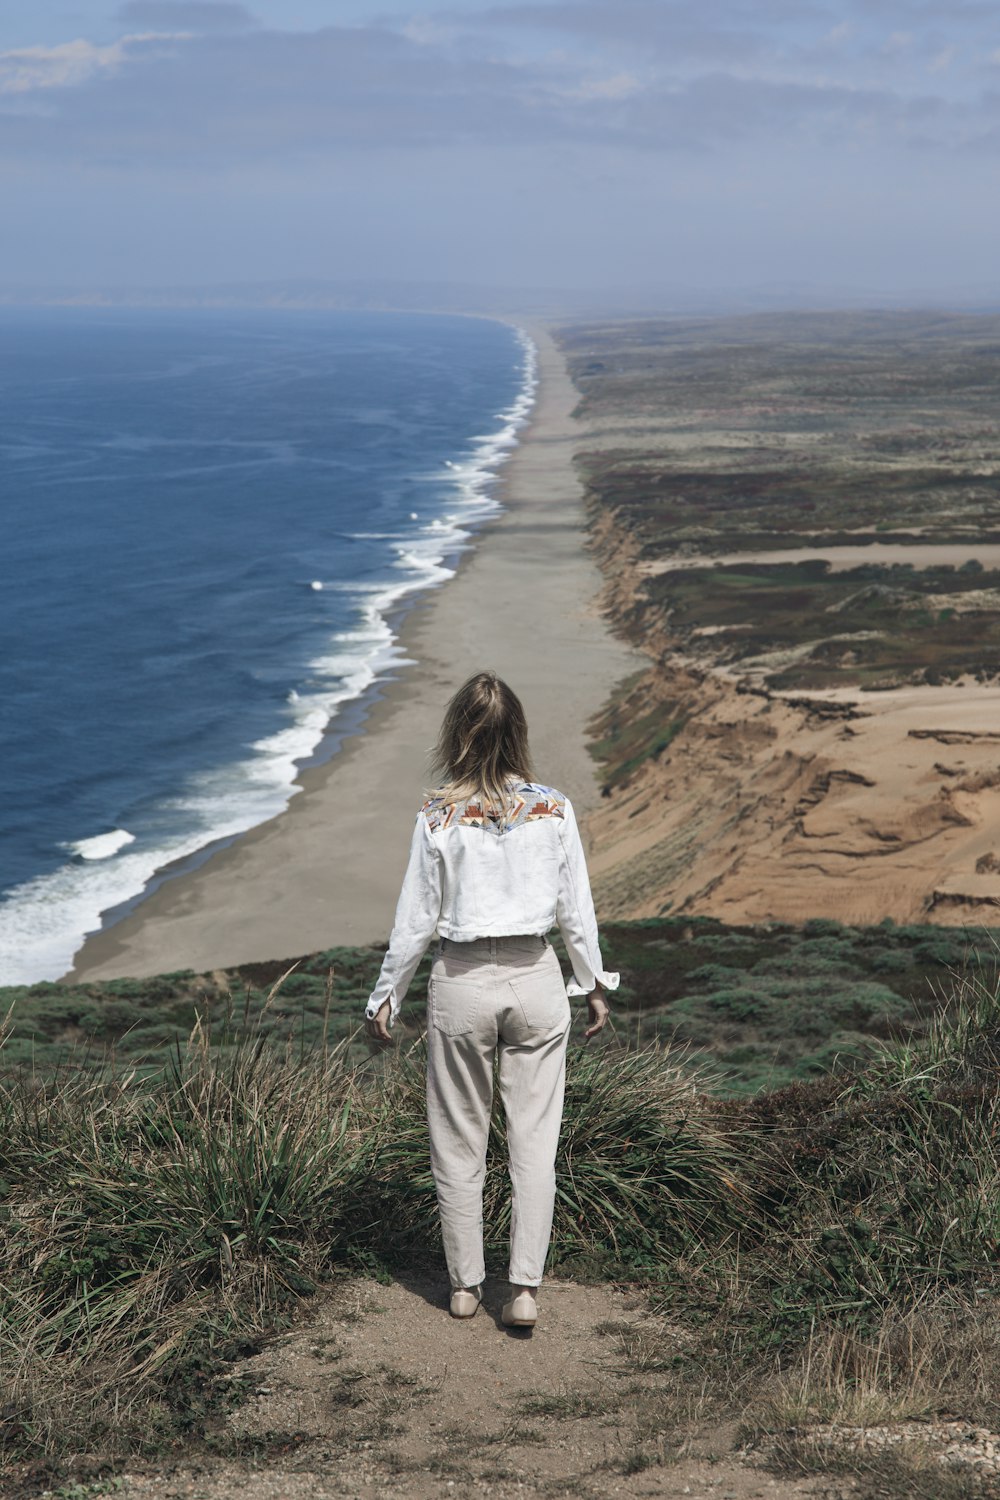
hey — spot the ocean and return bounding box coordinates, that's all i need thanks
[0,308,535,985]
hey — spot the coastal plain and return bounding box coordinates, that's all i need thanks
[563,311,1000,930]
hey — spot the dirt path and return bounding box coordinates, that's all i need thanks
[111,1274,849,1500]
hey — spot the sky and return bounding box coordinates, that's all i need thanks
[1,0,999,299]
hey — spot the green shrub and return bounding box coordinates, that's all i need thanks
[690,966,1000,1351]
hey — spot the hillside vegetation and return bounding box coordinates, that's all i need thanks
[3,935,1000,1493]
[0,916,991,1092]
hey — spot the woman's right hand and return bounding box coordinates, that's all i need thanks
[364,999,395,1047]
[584,985,609,1039]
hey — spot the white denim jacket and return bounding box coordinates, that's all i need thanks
[364,779,620,1025]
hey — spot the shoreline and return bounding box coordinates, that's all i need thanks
[64,324,645,982]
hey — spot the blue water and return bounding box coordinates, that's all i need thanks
[0,309,535,983]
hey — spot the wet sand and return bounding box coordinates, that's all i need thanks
[64,326,644,982]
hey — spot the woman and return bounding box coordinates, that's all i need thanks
[363,669,618,1328]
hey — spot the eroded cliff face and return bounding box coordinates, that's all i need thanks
[582,497,1000,930]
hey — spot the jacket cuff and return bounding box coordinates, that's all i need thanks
[566,970,620,998]
[365,987,401,1025]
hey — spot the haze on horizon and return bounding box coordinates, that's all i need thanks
[1,0,998,303]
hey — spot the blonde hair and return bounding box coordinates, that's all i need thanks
[426,670,534,819]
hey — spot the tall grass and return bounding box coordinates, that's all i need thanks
[633,958,1000,1460]
[6,957,1000,1477]
[0,1016,367,1462]
[0,999,747,1468]
[755,959,1000,1320]
[752,1294,1000,1431]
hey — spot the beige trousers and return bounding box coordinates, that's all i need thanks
[425,932,572,1289]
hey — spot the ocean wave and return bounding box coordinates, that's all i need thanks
[0,794,311,988]
[65,829,137,861]
[0,325,539,986]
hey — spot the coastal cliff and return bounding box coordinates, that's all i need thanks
[560,313,1000,927]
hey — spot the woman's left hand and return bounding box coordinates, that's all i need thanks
[364,1000,395,1046]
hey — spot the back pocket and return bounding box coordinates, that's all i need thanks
[429,971,484,1036]
[508,967,570,1035]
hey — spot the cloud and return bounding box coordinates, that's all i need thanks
[0,33,188,95]
[929,45,957,72]
[1,0,997,296]
[0,3,992,168]
[565,72,641,101]
[115,1,256,30]
[0,26,957,166]
[882,31,914,55]
[0,26,540,157]
[470,1,775,67]
[400,17,458,48]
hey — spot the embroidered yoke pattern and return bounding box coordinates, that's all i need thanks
[421,782,565,835]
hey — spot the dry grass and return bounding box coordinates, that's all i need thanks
[749,1296,1000,1432]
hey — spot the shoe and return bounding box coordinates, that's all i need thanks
[501,1289,538,1327]
[449,1284,482,1318]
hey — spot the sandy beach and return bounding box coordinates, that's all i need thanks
[64,326,644,982]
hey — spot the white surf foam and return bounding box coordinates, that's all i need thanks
[66,829,136,861]
[0,326,539,986]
